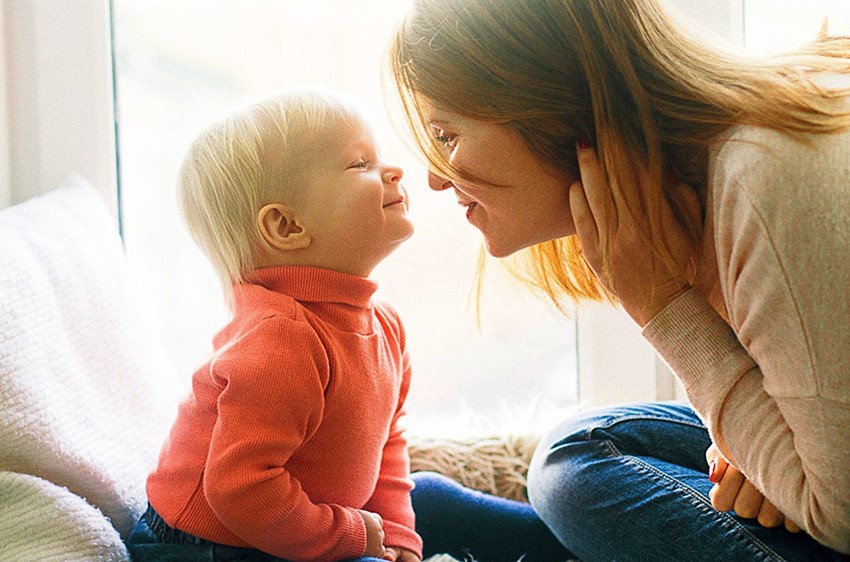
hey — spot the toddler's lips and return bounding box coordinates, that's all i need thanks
[383,198,406,208]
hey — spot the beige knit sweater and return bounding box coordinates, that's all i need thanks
[643,117,850,553]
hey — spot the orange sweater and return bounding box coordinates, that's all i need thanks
[146,266,422,561]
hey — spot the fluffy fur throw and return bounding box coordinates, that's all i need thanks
[409,433,540,504]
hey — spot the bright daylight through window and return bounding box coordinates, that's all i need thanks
[112,0,849,436]
[112,0,578,437]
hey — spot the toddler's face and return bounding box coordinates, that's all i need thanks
[297,115,414,276]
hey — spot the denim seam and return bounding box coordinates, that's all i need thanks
[589,413,706,435]
[618,449,788,562]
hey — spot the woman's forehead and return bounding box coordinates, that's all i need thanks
[419,100,464,127]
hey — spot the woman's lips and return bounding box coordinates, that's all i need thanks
[462,201,477,220]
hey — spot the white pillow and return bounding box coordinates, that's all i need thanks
[0,177,179,548]
[0,471,127,561]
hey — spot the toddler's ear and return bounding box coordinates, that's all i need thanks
[257,203,312,251]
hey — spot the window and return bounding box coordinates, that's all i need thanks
[111,0,848,437]
[112,0,578,436]
[744,0,850,54]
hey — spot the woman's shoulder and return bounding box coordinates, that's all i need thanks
[708,121,850,217]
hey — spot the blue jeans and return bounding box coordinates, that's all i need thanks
[527,402,848,562]
[125,504,385,562]
[410,471,573,561]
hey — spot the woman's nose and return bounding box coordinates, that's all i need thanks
[428,170,453,191]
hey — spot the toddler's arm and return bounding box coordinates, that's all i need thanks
[205,317,369,560]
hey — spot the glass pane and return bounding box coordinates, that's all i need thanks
[744,0,850,54]
[112,0,578,436]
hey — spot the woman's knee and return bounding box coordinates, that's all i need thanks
[528,403,682,516]
[528,410,608,522]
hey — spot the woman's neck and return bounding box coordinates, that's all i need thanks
[668,143,709,210]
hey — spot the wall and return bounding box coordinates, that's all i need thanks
[0,0,117,213]
[577,0,744,406]
[0,0,741,218]
[0,0,745,407]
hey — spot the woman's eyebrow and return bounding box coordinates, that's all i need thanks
[427,119,458,134]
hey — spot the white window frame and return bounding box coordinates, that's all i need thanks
[1,0,744,407]
[575,0,745,407]
[0,0,117,214]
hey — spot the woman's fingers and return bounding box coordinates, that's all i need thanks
[575,141,616,228]
[705,443,729,483]
[709,464,745,512]
[785,517,801,533]
[705,450,802,534]
[756,498,785,528]
[732,479,764,519]
[568,180,600,260]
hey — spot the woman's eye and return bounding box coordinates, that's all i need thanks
[430,127,457,150]
[434,133,457,150]
[435,134,456,147]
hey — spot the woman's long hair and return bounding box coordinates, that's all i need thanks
[386,0,850,308]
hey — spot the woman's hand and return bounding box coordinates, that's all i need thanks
[705,444,800,532]
[569,142,701,326]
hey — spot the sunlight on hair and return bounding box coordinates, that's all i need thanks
[112,0,578,437]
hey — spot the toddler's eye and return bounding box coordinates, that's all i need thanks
[349,158,369,170]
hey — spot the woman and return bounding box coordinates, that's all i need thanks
[386,0,850,560]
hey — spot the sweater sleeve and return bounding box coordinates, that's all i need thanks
[362,310,423,557]
[643,128,850,554]
[205,316,367,562]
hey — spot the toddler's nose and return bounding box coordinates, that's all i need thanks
[383,164,403,184]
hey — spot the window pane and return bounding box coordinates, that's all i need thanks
[112,0,578,436]
[744,0,850,53]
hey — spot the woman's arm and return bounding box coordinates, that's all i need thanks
[643,127,850,553]
[571,133,850,553]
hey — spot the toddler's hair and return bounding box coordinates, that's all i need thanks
[177,87,362,305]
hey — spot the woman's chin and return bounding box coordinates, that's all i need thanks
[483,238,522,259]
[484,232,570,258]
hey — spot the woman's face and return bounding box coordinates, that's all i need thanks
[423,105,577,257]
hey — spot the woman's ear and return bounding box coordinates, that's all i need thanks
[257,203,312,251]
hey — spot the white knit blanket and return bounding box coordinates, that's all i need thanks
[0,179,179,561]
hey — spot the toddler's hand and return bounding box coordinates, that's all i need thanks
[357,509,386,559]
[383,546,421,562]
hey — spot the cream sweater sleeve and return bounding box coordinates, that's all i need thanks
[643,124,850,553]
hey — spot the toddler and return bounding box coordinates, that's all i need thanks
[127,88,421,562]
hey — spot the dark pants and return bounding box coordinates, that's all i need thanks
[410,471,573,562]
[125,504,385,562]
[528,402,848,562]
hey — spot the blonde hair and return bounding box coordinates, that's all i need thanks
[387,0,850,308]
[178,87,361,306]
